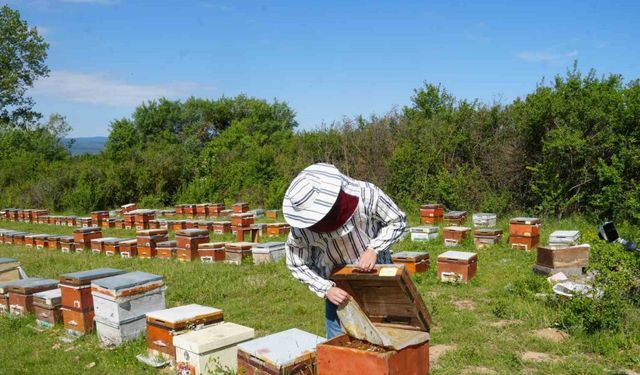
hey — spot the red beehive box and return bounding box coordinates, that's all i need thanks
[213,221,231,235]
[197,221,216,232]
[13,233,26,246]
[134,209,156,230]
[207,203,224,217]
[442,226,472,246]
[175,229,209,250]
[138,246,156,259]
[104,238,133,256]
[175,205,185,215]
[33,289,63,328]
[34,234,49,249]
[123,213,136,229]
[136,229,169,248]
[509,217,541,237]
[265,210,279,220]
[24,234,37,248]
[317,265,432,375]
[198,242,226,263]
[183,204,197,217]
[148,220,161,229]
[509,236,540,251]
[169,220,187,231]
[60,236,76,253]
[225,242,254,264]
[91,211,109,227]
[79,217,93,228]
[266,223,290,237]
[8,278,59,316]
[232,202,249,213]
[185,220,198,229]
[146,304,224,360]
[74,227,102,248]
[231,213,254,228]
[119,239,138,258]
[391,251,430,275]
[47,235,62,251]
[121,203,137,213]
[157,241,177,260]
[195,204,209,218]
[437,251,478,283]
[420,203,443,224]
[220,209,232,217]
[59,268,125,336]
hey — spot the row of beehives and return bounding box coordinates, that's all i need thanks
[0,227,288,265]
[1,257,433,375]
[419,204,497,226]
[0,205,284,232]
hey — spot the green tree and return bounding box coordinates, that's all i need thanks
[0,5,49,128]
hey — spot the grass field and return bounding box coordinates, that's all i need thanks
[0,215,639,375]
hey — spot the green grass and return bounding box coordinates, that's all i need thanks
[0,216,639,374]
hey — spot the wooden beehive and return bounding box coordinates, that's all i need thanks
[0,258,21,282]
[119,239,138,258]
[317,265,431,375]
[266,223,290,237]
[437,251,478,283]
[232,202,249,213]
[145,304,224,359]
[231,213,254,228]
[533,244,590,276]
[8,278,59,316]
[213,221,232,234]
[225,242,255,264]
[156,241,177,260]
[391,251,430,275]
[409,226,439,242]
[443,211,467,225]
[198,242,226,263]
[33,288,62,329]
[238,328,326,375]
[473,228,503,249]
[252,242,286,264]
[265,210,280,220]
[442,226,472,246]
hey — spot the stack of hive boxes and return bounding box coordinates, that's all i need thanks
[8,278,59,316]
[59,236,75,253]
[183,204,196,217]
[213,221,231,235]
[121,203,137,214]
[136,229,169,259]
[92,271,166,347]
[123,212,136,229]
[420,204,443,224]
[175,229,209,262]
[443,226,472,246]
[145,304,224,361]
[232,202,249,213]
[91,211,110,228]
[46,235,61,251]
[157,241,178,260]
[473,228,503,249]
[73,227,102,252]
[134,209,156,230]
[91,237,119,255]
[34,234,50,249]
[119,239,138,258]
[33,288,63,329]
[534,230,589,276]
[60,268,125,336]
[509,217,541,251]
[230,213,254,235]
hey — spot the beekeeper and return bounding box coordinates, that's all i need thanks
[283,163,407,338]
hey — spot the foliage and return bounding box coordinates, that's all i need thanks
[0,5,49,128]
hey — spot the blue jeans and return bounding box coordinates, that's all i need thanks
[325,251,392,339]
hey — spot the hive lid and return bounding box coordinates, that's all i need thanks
[102,238,127,245]
[443,226,471,232]
[231,213,253,218]
[233,202,249,206]
[33,288,62,302]
[131,209,156,215]
[236,328,325,367]
[8,278,58,294]
[438,251,477,261]
[74,227,101,233]
[199,242,226,249]
[156,240,177,248]
[60,268,126,285]
[175,229,209,237]
[0,258,18,265]
[473,228,503,236]
[510,217,540,225]
[174,322,254,354]
[409,226,439,234]
[444,211,467,218]
[92,271,163,292]
[549,230,580,239]
[58,236,75,241]
[120,239,138,246]
[226,242,255,250]
[136,229,168,236]
[421,204,443,209]
[146,304,223,326]
[330,265,432,332]
[254,242,286,250]
[91,237,119,244]
[391,251,429,261]
[31,234,51,239]
[472,213,497,218]
[213,221,231,225]
[267,222,289,228]
[0,279,25,294]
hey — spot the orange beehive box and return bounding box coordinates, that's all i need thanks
[175,229,209,250]
[213,221,231,234]
[119,239,138,258]
[391,251,430,275]
[266,223,291,237]
[156,241,177,260]
[509,235,540,251]
[198,242,226,263]
[509,217,541,237]
[442,226,472,246]
[420,204,443,218]
[232,202,249,213]
[437,251,478,283]
[231,213,254,228]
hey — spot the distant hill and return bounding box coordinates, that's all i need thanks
[63,136,108,155]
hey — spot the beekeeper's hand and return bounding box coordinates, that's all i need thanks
[357,248,377,272]
[327,287,350,306]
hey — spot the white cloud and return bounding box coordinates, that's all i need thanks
[517,50,579,63]
[32,71,209,107]
[34,25,53,36]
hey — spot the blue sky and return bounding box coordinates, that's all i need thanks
[7,0,640,137]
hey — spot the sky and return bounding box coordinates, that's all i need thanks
[6,0,640,137]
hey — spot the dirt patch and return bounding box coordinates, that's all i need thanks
[619,370,640,375]
[430,344,458,366]
[533,328,569,342]
[452,299,476,310]
[521,351,558,363]
[488,320,521,328]
[461,366,497,374]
